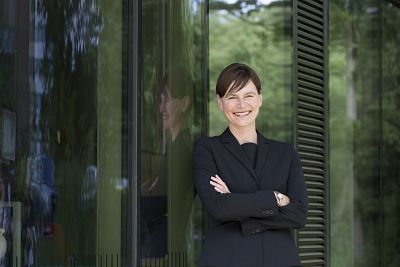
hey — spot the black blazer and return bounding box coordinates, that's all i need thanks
[193,128,308,267]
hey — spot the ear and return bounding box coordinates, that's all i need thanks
[259,93,263,107]
[181,95,190,112]
[217,95,223,111]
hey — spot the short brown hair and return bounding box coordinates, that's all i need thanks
[161,66,194,99]
[216,63,262,97]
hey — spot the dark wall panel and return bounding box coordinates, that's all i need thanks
[293,0,328,266]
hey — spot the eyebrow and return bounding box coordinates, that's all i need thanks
[226,91,257,97]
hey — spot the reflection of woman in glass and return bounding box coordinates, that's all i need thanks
[193,63,308,267]
[141,67,194,261]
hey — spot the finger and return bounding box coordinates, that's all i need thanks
[211,175,226,185]
[210,180,221,187]
[211,180,228,192]
[214,187,225,193]
[210,178,222,186]
[215,174,224,181]
[211,184,225,193]
[210,180,227,193]
[211,175,222,182]
[210,181,225,191]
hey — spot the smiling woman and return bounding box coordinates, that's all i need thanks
[193,63,308,267]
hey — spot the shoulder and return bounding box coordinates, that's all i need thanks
[258,133,296,154]
[268,138,294,150]
[193,135,220,149]
[192,136,221,163]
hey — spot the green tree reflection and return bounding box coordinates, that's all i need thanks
[209,0,293,141]
[30,0,102,265]
[329,1,400,266]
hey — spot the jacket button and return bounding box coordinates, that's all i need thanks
[269,210,273,214]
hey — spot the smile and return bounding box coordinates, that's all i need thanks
[234,111,251,117]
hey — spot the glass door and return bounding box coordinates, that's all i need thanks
[139,0,208,266]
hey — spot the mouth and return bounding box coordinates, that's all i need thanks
[233,111,251,117]
[162,115,169,123]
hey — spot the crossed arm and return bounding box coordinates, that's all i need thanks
[193,139,308,235]
[210,174,290,207]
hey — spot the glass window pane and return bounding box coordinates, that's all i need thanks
[0,0,130,265]
[139,0,207,266]
[382,2,400,266]
[330,1,400,266]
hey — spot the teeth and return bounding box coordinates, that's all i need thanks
[235,111,250,116]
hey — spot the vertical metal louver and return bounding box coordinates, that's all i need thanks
[293,0,328,266]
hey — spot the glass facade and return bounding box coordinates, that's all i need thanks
[0,0,208,266]
[329,0,400,266]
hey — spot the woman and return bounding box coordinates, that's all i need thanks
[141,67,194,261]
[193,63,308,267]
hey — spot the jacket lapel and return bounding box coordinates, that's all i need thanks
[220,128,259,183]
[255,131,272,179]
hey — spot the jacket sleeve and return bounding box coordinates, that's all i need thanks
[193,138,279,221]
[240,146,308,236]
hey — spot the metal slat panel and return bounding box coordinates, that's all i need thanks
[297,23,324,38]
[298,108,323,120]
[294,1,327,265]
[298,2,323,18]
[299,60,325,74]
[299,94,323,105]
[299,36,324,50]
[298,130,323,141]
[299,31,324,48]
[298,100,324,112]
[298,16,323,31]
[298,51,324,65]
[297,85,324,100]
[298,65,324,79]
[298,116,323,127]
[298,9,323,24]
[298,45,324,59]
[301,0,323,11]
[298,123,324,134]
[299,144,323,153]
[298,136,323,147]
[299,152,324,161]
[306,180,324,187]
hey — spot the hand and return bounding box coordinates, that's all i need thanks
[274,191,290,207]
[210,174,231,194]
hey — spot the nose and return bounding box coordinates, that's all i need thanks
[159,100,167,113]
[236,98,246,108]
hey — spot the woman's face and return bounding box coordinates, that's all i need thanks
[159,89,188,130]
[217,81,262,130]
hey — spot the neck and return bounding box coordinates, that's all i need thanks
[170,121,184,142]
[228,124,257,144]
